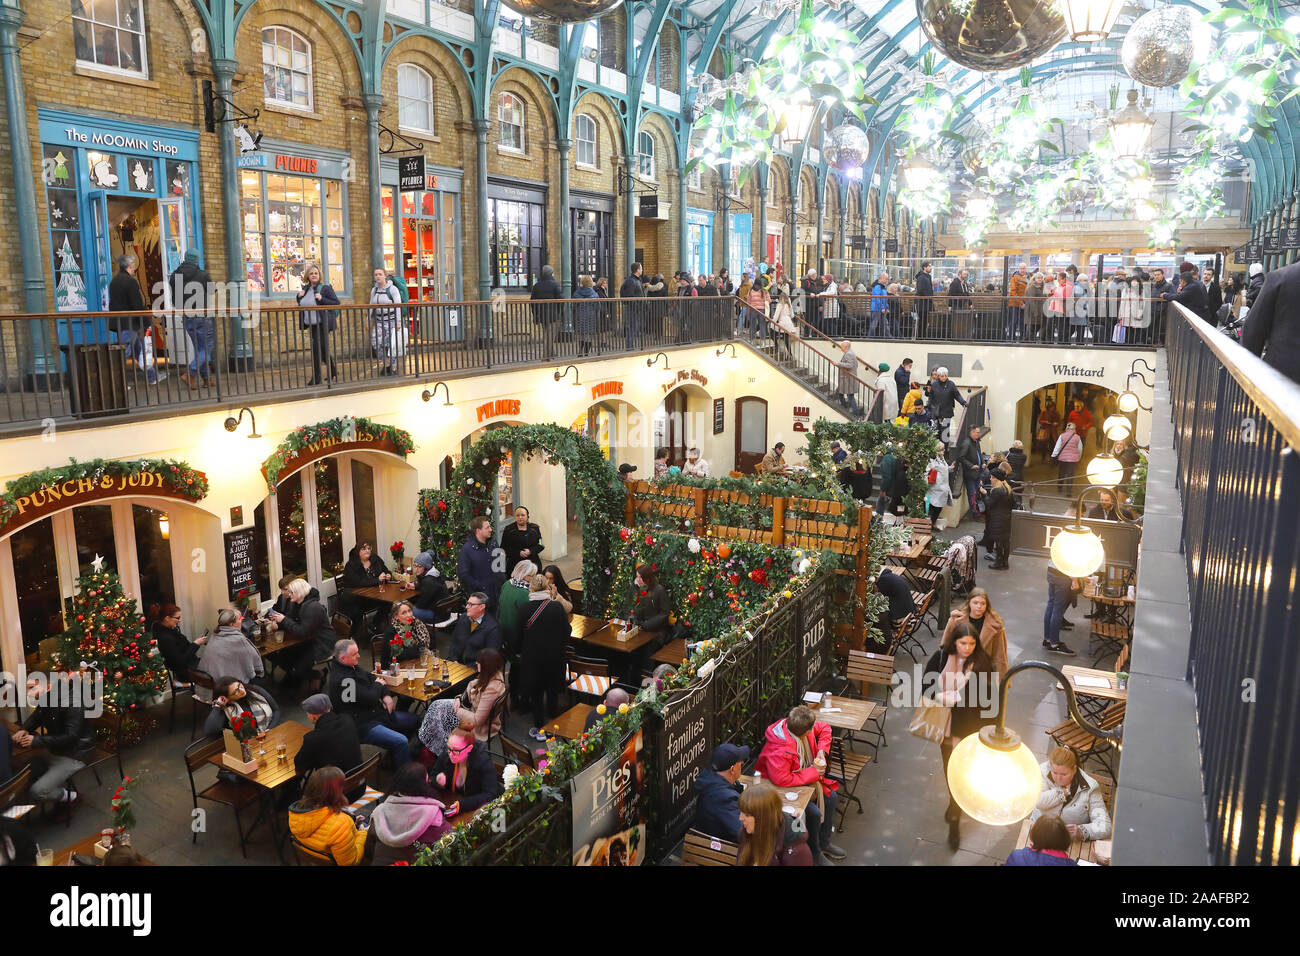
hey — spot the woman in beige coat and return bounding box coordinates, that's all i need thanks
[941,587,1009,677]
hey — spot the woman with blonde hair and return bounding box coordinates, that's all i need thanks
[736,782,812,866]
[942,587,1008,676]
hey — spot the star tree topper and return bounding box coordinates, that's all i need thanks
[91,553,105,572]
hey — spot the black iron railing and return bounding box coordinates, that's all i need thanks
[1165,302,1300,866]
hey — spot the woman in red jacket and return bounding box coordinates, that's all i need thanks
[754,705,845,863]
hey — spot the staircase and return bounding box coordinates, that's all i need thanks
[734,325,879,422]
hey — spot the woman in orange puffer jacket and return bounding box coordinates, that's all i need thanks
[288,765,369,865]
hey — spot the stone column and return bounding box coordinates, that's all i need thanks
[475,118,492,301]
[363,93,384,271]
[214,58,252,367]
[557,136,571,296]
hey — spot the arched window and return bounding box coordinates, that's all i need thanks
[262,26,313,109]
[397,64,435,135]
[498,92,525,152]
[73,0,148,75]
[637,130,655,181]
[575,114,597,168]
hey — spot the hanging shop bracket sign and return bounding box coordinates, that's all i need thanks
[398,154,427,193]
[1281,225,1300,250]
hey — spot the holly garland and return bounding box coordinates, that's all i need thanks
[263,416,414,490]
[51,567,169,713]
[416,424,624,613]
[0,457,208,521]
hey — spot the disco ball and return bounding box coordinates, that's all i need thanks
[824,124,870,171]
[498,0,625,24]
[1122,5,1207,89]
[916,0,1067,72]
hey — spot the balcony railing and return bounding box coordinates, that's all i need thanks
[1164,302,1300,865]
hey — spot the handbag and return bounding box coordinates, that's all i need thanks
[909,696,951,745]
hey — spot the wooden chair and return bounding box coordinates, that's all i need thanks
[903,517,933,535]
[332,612,353,640]
[290,833,338,866]
[484,692,511,762]
[1048,701,1125,779]
[0,766,33,821]
[681,828,738,866]
[342,750,385,812]
[74,713,125,788]
[566,656,613,704]
[826,736,870,825]
[888,607,928,663]
[500,735,537,771]
[183,735,262,858]
[844,649,895,752]
[909,588,938,638]
[166,666,199,738]
[187,669,216,739]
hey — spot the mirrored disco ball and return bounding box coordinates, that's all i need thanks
[499,0,625,24]
[824,124,871,170]
[1122,5,1201,88]
[916,0,1067,72]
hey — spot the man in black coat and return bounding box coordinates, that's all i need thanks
[691,743,749,841]
[895,358,914,409]
[876,568,916,624]
[107,254,164,385]
[13,676,89,807]
[927,367,967,448]
[983,468,1014,569]
[619,262,645,350]
[447,595,502,663]
[1148,269,1173,345]
[955,424,984,513]
[838,458,873,502]
[1243,261,1300,385]
[1163,261,1209,322]
[326,639,418,765]
[530,264,563,357]
[914,263,934,336]
[170,249,215,387]
[294,694,366,800]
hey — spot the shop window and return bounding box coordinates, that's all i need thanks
[490,197,544,290]
[575,114,597,168]
[637,130,656,182]
[132,505,174,613]
[73,505,117,578]
[397,64,435,135]
[314,459,344,578]
[11,519,62,659]
[240,169,347,295]
[253,501,271,600]
[276,475,309,581]
[262,26,313,110]
[351,460,378,553]
[72,0,148,76]
[497,93,525,153]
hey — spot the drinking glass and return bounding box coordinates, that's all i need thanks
[276,742,287,761]
[36,848,54,866]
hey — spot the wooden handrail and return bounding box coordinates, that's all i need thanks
[727,294,881,394]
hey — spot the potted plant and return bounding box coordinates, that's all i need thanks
[222,710,260,772]
[390,540,405,567]
[110,776,136,846]
[1116,671,1129,691]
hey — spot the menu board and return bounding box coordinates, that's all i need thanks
[796,573,832,693]
[712,397,724,435]
[654,678,715,850]
[224,527,257,599]
[571,730,648,865]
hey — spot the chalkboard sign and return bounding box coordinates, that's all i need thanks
[224,528,257,599]
[849,234,867,250]
[1264,233,1280,252]
[796,573,832,694]
[712,397,724,435]
[1246,242,1262,261]
[884,238,899,253]
[934,247,946,258]
[654,678,715,850]
[1282,226,1300,249]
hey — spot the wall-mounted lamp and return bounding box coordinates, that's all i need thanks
[553,365,582,386]
[1117,357,1155,413]
[421,381,460,420]
[715,343,740,370]
[647,352,670,370]
[948,660,1122,825]
[223,407,261,438]
[158,515,170,541]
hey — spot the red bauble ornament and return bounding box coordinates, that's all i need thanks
[619,528,631,541]
[717,544,732,559]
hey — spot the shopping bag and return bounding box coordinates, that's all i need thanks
[909,697,952,745]
[1111,323,1126,344]
[389,322,408,357]
[140,327,156,374]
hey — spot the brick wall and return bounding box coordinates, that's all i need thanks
[569,92,625,285]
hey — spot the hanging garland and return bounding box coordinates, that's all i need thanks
[0,457,208,523]
[417,424,625,613]
[804,419,939,519]
[263,416,414,490]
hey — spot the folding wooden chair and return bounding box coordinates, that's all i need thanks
[290,834,338,866]
[0,766,34,822]
[566,656,614,704]
[844,649,895,753]
[681,828,738,866]
[887,611,926,664]
[1048,701,1124,779]
[183,735,262,858]
[826,736,870,825]
[342,750,385,813]
[500,735,537,771]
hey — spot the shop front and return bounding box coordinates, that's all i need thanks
[37,108,202,342]
[729,212,752,277]
[380,159,463,303]
[765,220,783,270]
[489,178,547,294]
[238,141,353,299]
[570,190,615,289]
[686,207,714,278]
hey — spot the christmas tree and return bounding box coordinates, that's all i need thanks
[52,558,169,713]
[55,236,87,310]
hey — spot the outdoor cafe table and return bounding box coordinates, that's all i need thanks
[569,614,658,654]
[886,534,932,564]
[377,656,476,707]
[740,774,815,817]
[1059,665,1128,703]
[808,693,877,733]
[545,702,594,740]
[205,720,311,861]
[652,638,688,666]
[1082,580,1136,631]
[1013,819,1110,865]
[253,628,313,659]
[53,832,156,866]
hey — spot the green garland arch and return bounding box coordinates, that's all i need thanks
[804,419,942,519]
[417,424,625,613]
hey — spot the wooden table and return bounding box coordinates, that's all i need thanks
[1060,665,1127,702]
[379,657,476,705]
[1013,818,1107,864]
[253,630,314,659]
[569,614,658,654]
[886,534,932,563]
[52,832,155,866]
[1082,581,1135,605]
[545,702,594,740]
[206,721,311,791]
[348,582,416,604]
[740,774,816,817]
[808,693,877,732]
[652,638,688,666]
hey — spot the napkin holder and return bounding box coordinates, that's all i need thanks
[222,729,258,772]
[615,624,641,643]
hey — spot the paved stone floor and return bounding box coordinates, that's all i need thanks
[22,494,1108,866]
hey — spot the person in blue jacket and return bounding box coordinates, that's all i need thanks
[457,516,501,608]
[691,743,750,841]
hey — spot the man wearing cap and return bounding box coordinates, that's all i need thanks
[1162,261,1209,322]
[618,463,638,484]
[295,694,366,799]
[829,440,848,467]
[691,743,750,841]
[409,550,454,627]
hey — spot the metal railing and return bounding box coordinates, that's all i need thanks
[1165,302,1300,866]
[0,295,736,431]
[792,293,1172,347]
